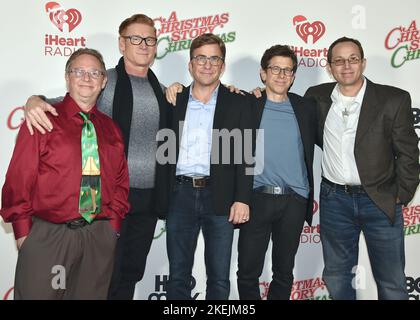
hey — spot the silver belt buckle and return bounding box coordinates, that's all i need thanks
[192,177,205,188]
[273,186,282,195]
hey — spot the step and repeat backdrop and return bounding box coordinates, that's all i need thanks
[1,0,419,300]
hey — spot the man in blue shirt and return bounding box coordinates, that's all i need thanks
[237,45,320,300]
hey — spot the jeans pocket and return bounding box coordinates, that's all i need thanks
[19,223,36,253]
[320,183,332,198]
[394,203,403,225]
[292,192,308,205]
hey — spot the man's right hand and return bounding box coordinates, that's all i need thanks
[24,95,58,135]
[16,236,27,250]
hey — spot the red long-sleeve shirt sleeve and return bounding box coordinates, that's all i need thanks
[1,123,41,239]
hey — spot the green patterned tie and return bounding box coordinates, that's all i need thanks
[79,112,101,222]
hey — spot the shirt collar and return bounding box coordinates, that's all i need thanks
[188,82,220,109]
[61,93,99,120]
[331,76,367,106]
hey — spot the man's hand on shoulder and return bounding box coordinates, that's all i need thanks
[225,84,245,95]
[24,95,58,135]
[165,82,184,106]
[250,87,264,98]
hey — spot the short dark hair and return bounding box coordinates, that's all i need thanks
[65,48,106,73]
[189,33,226,61]
[119,13,156,36]
[260,45,298,73]
[327,36,364,63]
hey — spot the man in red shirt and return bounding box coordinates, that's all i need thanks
[0,48,130,299]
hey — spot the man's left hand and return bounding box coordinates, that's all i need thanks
[229,202,250,224]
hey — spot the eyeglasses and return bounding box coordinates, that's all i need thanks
[267,66,294,77]
[192,55,224,66]
[121,35,157,46]
[330,56,361,66]
[68,68,105,79]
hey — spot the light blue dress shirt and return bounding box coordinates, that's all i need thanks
[176,84,219,176]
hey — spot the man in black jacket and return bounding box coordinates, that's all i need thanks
[162,33,253,300]
[237,45,319,300]
[305,37,419,300]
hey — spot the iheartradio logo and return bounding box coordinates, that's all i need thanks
[293,15,326,44]
[45,2,82,33]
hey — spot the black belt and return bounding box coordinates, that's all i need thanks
[322,177,366,194]
[64,217,109,230]
[254,185,295,195]
[176,175,211,188]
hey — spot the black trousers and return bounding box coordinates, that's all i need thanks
[237,191,307,300]
[107,188,158,300]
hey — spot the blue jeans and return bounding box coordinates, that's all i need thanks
[166,182,234,300]
[320,181,408,300]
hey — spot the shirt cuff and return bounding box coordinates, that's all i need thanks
[108,216,122,233]
[12,218,33,240]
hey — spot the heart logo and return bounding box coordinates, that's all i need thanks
[45,2,82,33]
[293,15,326,44]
